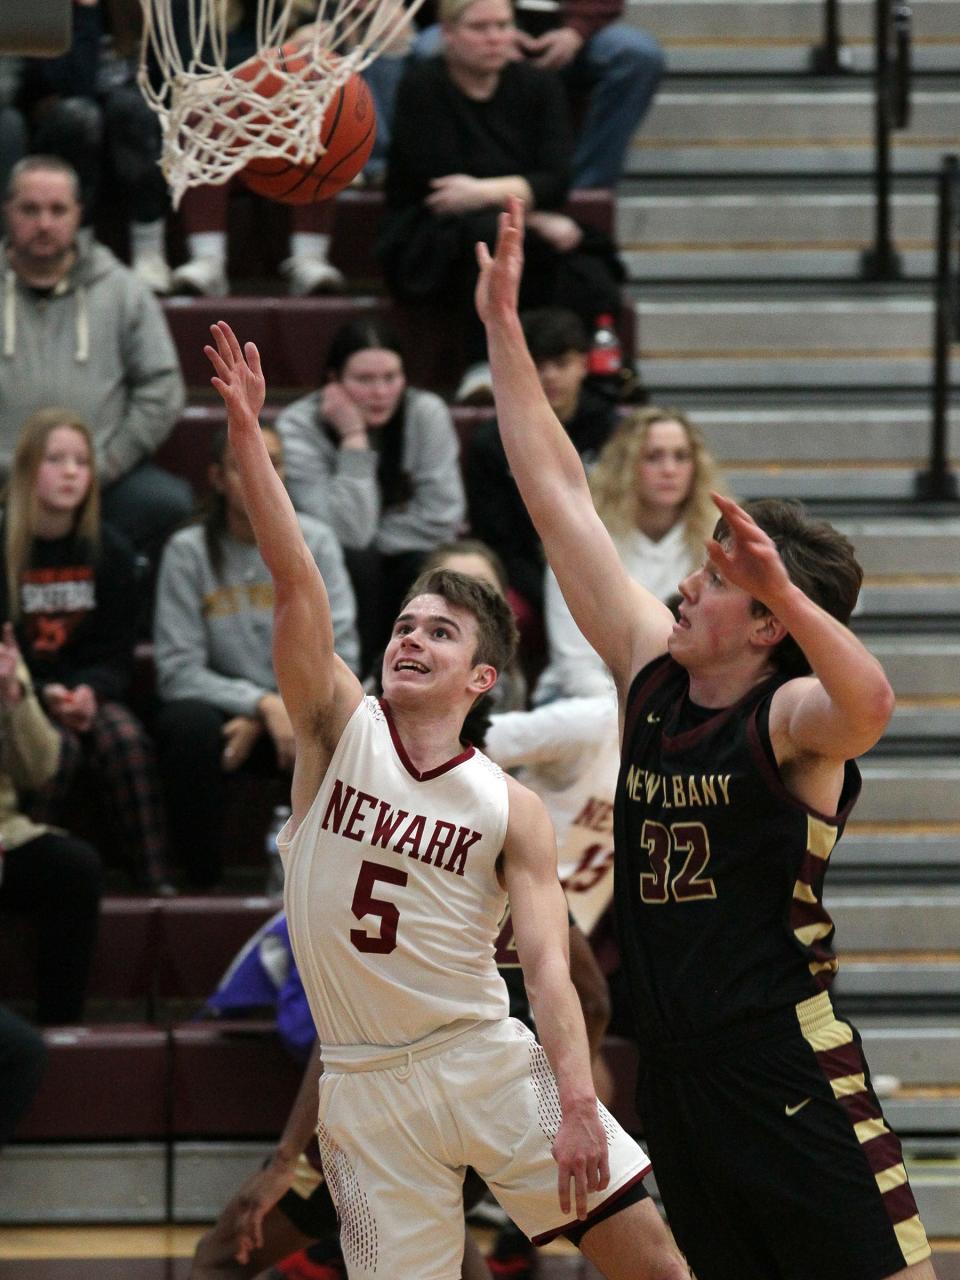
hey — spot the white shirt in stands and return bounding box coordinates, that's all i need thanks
[484,694,619,936]
[535,521,692,703]
[279,696,511,1055]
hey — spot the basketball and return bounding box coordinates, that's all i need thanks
[235,44,377,204]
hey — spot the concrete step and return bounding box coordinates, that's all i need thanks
[725,465,942,500]
[830,888,960,950]
[628,83,960,175]
[884,702,960,742]
[634,289,947,389]
[858,759,960,823]
[884,1093,960,1134]
[836,955,960,1004]
[836,518,960,575]
[629,0,960,72]
[864,637,960,696]
[689,404,958,466]
[618,190,937,281]
[837,830,960,877]
[857,578,960,618]
[854,1019,960,1086]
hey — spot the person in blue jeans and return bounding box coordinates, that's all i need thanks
[413,0,664,189]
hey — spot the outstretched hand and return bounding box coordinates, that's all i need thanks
[475,196,525,327]
[705,492,793,608]
[204,321,266,425]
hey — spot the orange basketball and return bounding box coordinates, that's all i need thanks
[235,45,376,204]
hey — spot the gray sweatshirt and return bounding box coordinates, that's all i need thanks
[0,236,186,483]
[275,386,465,552]
[153,517,360,717]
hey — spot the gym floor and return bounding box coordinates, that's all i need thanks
[0,1229,959,1278]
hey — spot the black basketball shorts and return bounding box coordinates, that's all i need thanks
[636,993,931,1280]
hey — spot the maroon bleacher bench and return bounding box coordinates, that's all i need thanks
[170,1021,303,1138]
[15,1024,169,1141]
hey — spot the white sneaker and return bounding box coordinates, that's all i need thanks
[454,362,493,406]
[280,255,346,297]
[170,256,229,298]
[133,250,172,295]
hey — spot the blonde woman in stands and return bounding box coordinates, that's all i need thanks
[0,408,172,893]
[536,406,725,703]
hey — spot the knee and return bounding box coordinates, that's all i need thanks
[590,26,666,83]
[54,837,103,902]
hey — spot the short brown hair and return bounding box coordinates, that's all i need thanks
[712,498,863,677]
[401,567,518,675]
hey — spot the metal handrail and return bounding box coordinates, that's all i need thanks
[861,0,913,278]
[810,0,851,73]
[915,154,959,501]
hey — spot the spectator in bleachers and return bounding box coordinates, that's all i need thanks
[0,1,173,293]
[165,0,345,298]
[414,0,664,190]
[0,155,190,561]
[378,0,624,400]
[0,619,102,1025]
[535,406,726,702]
[465,307,617,621]
[152,423,359,890]
[0,407,172,893]
[275,318,465,676]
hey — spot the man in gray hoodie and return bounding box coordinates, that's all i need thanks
[0,154,189,557]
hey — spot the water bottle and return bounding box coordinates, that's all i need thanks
[587,314,622,379]
[264,804,291,897]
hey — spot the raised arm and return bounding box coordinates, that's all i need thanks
[204,323,362,766]
[502,777,609,1220]
[476,200,674,694]
[708,494,895,765]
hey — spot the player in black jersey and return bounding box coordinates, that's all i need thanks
[476,199,938,1280]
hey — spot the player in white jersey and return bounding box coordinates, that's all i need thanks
[203,323,687,1280]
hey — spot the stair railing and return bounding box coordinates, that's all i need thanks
[861,0,913,279]
[810,0,852,73]
[915,154,959,501]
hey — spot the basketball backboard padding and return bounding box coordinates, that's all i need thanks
[0,0,72,55]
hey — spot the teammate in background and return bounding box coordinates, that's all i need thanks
[202,321,686,1280]
[476,199,937,1280]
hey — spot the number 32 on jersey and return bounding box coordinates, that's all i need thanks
[639,819,716,903]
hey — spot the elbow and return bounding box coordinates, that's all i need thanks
[869,675,896,735]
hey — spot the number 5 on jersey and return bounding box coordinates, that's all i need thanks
[350,860,408,952]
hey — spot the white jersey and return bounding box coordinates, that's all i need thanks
[279,696,511,1053]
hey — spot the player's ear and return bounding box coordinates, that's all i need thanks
[752,610,787,651]
[469,663,498,697]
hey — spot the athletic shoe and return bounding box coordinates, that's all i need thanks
[280,255,346,297]
[169,256,229,297]
[487,1220,536,1279]
[133,250,172,295]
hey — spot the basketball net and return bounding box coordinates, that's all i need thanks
[138,0,422,206]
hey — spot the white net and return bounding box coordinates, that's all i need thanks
[137,0,422,206]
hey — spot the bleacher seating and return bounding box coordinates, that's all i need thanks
[160,188,628,398]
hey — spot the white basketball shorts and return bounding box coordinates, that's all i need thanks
[316,1017,652,1279]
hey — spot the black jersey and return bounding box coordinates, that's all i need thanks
[613,654,861,1044]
